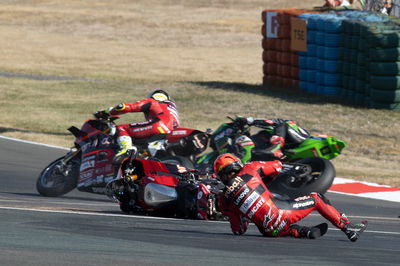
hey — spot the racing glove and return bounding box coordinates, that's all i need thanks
[94,110,110,119]
[233,116,254,129]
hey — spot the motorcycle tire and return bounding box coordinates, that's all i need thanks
[36,156,79,197]
[267,157,335,199]
[160,155,195,169]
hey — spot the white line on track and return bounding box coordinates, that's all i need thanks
[0,135,69,150]
[1,206,399,236]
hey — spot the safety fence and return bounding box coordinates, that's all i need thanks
[262,9,400,111]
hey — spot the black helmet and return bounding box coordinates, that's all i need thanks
[148,90,170,102]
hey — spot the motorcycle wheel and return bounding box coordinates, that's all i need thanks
[36,156,79,197]
[160,155,195,169]
[267,157,336,199]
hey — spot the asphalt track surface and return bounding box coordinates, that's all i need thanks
[0,136,399,266]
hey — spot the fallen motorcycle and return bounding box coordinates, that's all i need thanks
[36,115,208,197]
[106,155,334,219]
[195,117,345,197]
[105,157,224,220]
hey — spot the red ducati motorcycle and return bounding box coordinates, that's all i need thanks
[36,115,208,197]
[105,157,224,220]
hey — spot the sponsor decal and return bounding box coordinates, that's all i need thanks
[247,198,265,218]
[95,175,104,184]
[80,160,95,172]
[197,191,203,200]
[262,208,276,228]
[271,220,287,236]
[294,195,311,201]
[132,125,153,132]
[234,186,250,206]
[82,155,96,161]
[235,136,255,147]
[104,176,114,183]
[78,179,93,188]
[214,128,233,141]
[200,184,210,194]
[225,176,244,197]
[193,135,205,149]
[172,130,187,136]
[292,200,314,209]
[101,137,112,145]
[145,176,155,182]
[239,191,260,214]
[80,170,94,180]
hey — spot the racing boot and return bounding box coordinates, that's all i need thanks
[113,136,137,165]
[341,220,368,242]
[290,223,328,239]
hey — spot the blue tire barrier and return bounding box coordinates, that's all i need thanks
[324,18,344,33]
[316,32,325,46]
[324,60,339,73]
[307,70,316,82]
[316,72,324,85]
[317,59,325,71]
[324,73,339,86]
[324,33,341,47]
[324,47,340,60]
[300,81,309,91]
[308,30,317,44]
[322,85,338,96]
[307,57,317,70]
[300,69,308,81]
[299,56,308,68]
[317,46,325,58]
[308,82,317,94]
[308,44,317,57]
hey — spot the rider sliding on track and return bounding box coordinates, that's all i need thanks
[214,153,368,241]
[95,90,180,163]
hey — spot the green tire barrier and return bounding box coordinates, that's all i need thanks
[367,31,400,48]
[369,48,400,62]
[370,88,400,103]
[370,75,400,90]
[369,62,400,76]
[369,101,400,110]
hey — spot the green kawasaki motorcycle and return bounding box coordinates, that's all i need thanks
[195,117,346,198]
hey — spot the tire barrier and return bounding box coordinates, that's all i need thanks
[261,9,400,111]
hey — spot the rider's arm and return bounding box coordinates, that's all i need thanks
[218,195,248,235]
[251,161,283,184]
[109,98,154,115]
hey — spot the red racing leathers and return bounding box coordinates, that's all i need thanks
[218,161,349,237]
[110,98,180,139]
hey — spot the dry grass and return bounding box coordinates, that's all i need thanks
[1,0,399,187]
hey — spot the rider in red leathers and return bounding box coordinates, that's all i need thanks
[215,153,367,241]
[96,90,180,161]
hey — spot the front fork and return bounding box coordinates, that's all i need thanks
[58,147,81,176]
